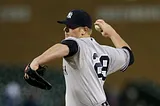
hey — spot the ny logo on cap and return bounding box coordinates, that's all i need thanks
[67,12,73,18]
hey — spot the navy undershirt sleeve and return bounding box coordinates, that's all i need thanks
[61,40,78,57]
[122,46,134,66]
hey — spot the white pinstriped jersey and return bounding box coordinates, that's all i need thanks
[62,37,130,106]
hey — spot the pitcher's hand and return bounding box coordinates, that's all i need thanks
[94,19,117,38]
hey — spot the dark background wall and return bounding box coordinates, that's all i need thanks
[0,0,160,89]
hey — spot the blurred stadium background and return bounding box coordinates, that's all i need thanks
[0,0,160,106]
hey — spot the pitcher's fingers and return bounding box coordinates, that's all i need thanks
[24,73,29,79]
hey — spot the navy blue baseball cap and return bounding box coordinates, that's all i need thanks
[57,9,92,29]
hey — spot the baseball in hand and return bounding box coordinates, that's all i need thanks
[94,24,103,32]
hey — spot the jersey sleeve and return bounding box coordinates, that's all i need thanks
[102,46,134,75]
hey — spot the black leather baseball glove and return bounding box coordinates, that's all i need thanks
[24,64,52,90]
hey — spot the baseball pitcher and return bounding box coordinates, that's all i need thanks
[24,9,134,106]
